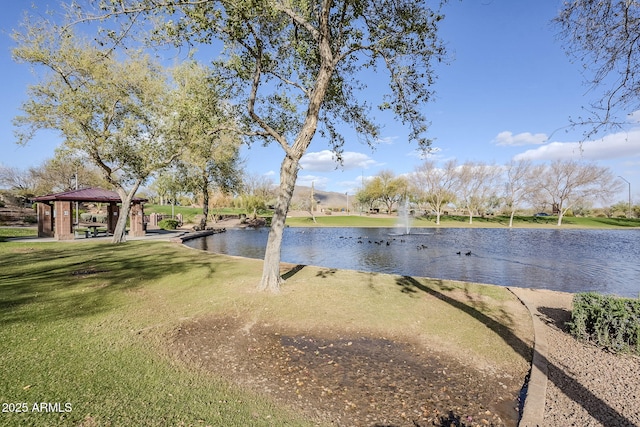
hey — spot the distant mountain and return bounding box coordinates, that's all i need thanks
[291,185,350,210]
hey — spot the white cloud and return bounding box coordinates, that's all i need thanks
[514,128,640,161]
[299,150,381,172]
[494,131,548,146]
[297,174,330,189]
[376,136,398,145]
[628,110,640,123]
[263,170,276,176]
[407,146,443,160]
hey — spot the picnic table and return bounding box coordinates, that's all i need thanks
[80,224,108,238]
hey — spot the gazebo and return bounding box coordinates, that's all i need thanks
[32,187,147,240]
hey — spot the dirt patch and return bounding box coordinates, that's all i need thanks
[168,316,523,427]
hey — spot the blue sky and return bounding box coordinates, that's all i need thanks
[1,1,639,204]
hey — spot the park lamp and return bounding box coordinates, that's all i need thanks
[618,176,631,218]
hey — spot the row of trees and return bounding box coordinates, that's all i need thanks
[0,153,273,228]
[356,159,624,226]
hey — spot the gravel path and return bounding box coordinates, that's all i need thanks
[513,288,640,427]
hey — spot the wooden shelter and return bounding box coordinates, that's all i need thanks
[32,188,147,240]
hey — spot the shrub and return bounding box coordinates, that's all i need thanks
[94,214,107,223]
[23,215,37,224]
[568,292,640,354]
[158,219,180,230]
[80,213,93,222]
[0,200,5,208]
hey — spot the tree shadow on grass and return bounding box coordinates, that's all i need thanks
[395,275,638,427]
[0,241,217,326]
[280,264,306,280]
[315,268,338,278]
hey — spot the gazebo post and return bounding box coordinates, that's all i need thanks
[54,200,74,240]
[129,202,145,237]
[37,202,54,237]
[107,203,119,235]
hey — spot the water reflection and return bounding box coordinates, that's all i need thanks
[185,227,640,297]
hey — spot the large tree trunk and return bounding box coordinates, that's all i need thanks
[111,181,142,243]
[201,171,209,229]
[258,155,300,293]
[256,10,334,292]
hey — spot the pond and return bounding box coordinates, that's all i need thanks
[184,227,640,298]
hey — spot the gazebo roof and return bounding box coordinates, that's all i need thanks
[33,187,147,203]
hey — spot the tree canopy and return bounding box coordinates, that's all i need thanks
[12,21,181,242]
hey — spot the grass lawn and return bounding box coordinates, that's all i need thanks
[145,205,253,224]
[0,240,532,426]
[0,227,37,242]
[285,213,640,229]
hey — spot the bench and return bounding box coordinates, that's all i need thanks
[81,225,108,238]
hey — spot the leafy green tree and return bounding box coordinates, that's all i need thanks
[170,62,243,228]
[75,0,447,291]
[239,173,276,219]
[373,170,408,215]
[30,149,109,196]
[152,169,183,208]
[12,22,180,243]
[355,181,381,213]
[610,201,631,218]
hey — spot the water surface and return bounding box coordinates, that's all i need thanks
[185,227,640,297]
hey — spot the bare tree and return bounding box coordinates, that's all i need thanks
[555,2,640,135]
[0,165,36,198]
[240,173,276,219]
[503,159,535,227]
[534,160,622,226]
[297,182,318,223]
[455,162,499,224]
[411,159,458,225]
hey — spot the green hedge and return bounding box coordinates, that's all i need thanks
[158,218,180,230]
[568,292,640,354]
